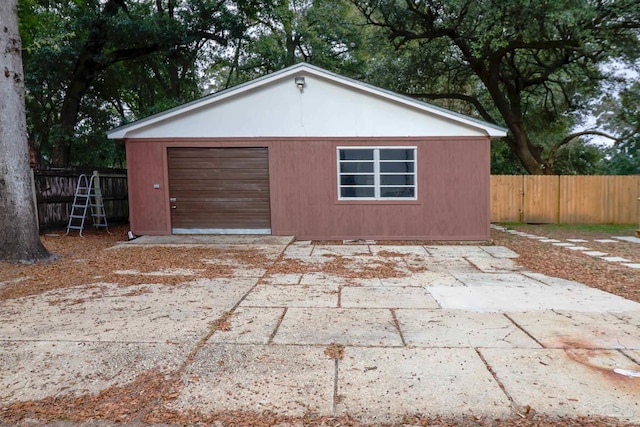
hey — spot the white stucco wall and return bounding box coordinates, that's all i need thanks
[124,72,487,139]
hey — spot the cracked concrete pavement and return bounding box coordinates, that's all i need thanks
[1,237,640,424]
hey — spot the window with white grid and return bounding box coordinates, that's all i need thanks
[337,147,417,200]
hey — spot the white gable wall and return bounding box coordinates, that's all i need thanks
[125,72,487,139]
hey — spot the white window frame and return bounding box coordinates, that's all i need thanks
[337,146,418,201]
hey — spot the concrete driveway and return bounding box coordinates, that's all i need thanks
[1,238,640,424]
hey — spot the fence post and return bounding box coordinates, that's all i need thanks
[519,175,524,223]
[30,168,39,225]
[556,175,561,224]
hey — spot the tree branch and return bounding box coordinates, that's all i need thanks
[402,92,498,124]
[102,45,162,68]
[196,31,228,46]
[547,130,620,170]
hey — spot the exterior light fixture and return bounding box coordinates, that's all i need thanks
[295,76,306,91]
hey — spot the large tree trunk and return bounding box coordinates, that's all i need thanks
[0,0,53,262]
[477,62,550,175]
[507,127,550,175]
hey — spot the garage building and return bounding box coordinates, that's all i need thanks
[107,63,507,240]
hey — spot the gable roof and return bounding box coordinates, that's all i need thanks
[107,63,507,139]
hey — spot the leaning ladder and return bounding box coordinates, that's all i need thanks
[65,172,109,236]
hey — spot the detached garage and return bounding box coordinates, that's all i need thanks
[107,63,506,240]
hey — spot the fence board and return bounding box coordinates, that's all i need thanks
[559,176,605,223]
[523,176,559,223]
[490,175,523,222]
[605,176,640,224]
[491,175,640,224]
[33,167,128,230]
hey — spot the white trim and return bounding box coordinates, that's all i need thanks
[337,146,417,201]
[107,63,508,139]
[172,228,272,235]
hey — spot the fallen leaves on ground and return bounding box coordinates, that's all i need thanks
[0,226,273,301]
[491,226,640,303]
[3,387,636,427]
[269,255,422,279]
[2,225,640,426]
[0,369,182,424]
[324,343,345,360]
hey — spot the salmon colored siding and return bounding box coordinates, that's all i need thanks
[126,142,171,234]
[125,137,490,240]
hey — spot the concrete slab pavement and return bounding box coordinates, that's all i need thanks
[428,283,640,312]
[480,348,640,423]
[176,344,335,416]
[2,240,640,425]
[336,347,513,421]
[614,236,640,244]
[121,235,295,246]
[1,341,188,403]
[340,286,439,309]
[272,308,404,346]
[241,284,339,308]
[208,307,285,344]
[506,311,640,349]
[0,279,254,344]
[395,310,541,348]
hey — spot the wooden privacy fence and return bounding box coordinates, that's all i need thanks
[33,167,128,230]
[491,175,640,224]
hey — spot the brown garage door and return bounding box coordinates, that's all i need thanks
[168,147,271,233]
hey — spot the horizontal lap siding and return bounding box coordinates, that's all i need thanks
[127,137,490,239]
[269,137,491,240]
[168,147,270,230]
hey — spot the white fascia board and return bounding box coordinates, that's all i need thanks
[107,63,508,139]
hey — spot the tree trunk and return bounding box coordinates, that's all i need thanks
[51,0,126,166]
[505,123,550,175]
[478,62,549,175]
[0,0,53,262]
[285,33,297,66]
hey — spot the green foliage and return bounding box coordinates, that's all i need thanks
[209,0,367,88]
[596,80,640,175]
[552,143,606,175]
[603,138,640,175]
[19,0,262,167]
[491,140,527,175]
[352,0,640,174]
[16,0,640,174]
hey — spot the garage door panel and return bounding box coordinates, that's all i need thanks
[168,148,268,159]
[168,147,271,232]
[169,180,269,192]
[173,201,271,212]
[168,157,270,170]
[172,211,271,219]
[172,219,271,229]
[168,169,268,180]
[170,193,270,202]
[174,215,270,229]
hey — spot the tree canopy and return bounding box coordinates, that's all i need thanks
[18,0,640,174]
[352,0,640,174]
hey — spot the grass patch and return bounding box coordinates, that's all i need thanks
[497,222,637,234]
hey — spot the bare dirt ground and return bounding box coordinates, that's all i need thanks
[1,225,639,427]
